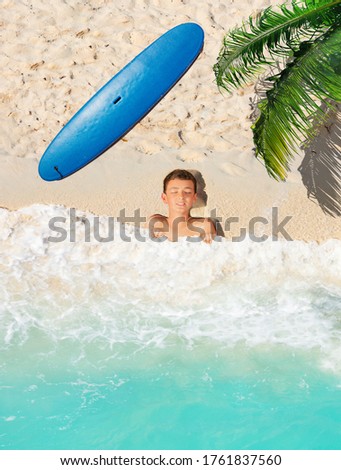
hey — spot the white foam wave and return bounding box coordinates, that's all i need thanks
[0,205,341,373]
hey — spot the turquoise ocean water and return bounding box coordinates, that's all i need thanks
[0,205,340,450]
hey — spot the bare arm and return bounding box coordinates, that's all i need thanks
[203,218,216,244]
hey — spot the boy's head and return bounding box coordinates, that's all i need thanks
[163,169,197,194]
[162,169,197,215]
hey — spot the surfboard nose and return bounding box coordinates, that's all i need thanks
[180,22,204,42]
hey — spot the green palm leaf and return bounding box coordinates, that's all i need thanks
[214,0,341,91]
[252,26,341,181]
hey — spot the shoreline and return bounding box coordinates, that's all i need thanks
[1,151,340,243]
[2,201,341,248]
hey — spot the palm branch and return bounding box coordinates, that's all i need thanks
[214,0,341,181]
[253,26,341,180]
[214,0,341,92]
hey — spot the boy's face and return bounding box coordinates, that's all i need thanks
[162,178,197,214]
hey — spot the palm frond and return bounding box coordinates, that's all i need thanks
[252,26,341,181]
[214,0,341,92]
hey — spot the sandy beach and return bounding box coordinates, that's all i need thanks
[1,0,340,242]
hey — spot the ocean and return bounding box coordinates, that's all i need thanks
[1,205,340,450]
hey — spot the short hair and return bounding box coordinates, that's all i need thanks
[163,169,197,193]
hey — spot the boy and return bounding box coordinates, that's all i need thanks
[148,169,216,243]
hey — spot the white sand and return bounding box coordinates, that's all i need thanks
[1,0,340,241]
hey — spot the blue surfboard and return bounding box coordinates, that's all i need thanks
[38,23,204,181]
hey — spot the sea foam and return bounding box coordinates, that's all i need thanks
[0,205,340,374]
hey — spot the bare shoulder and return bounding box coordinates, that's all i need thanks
[148,213,167,225]
[148,213,166,221]
[190,217,216,234]
[147,213,168,230]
